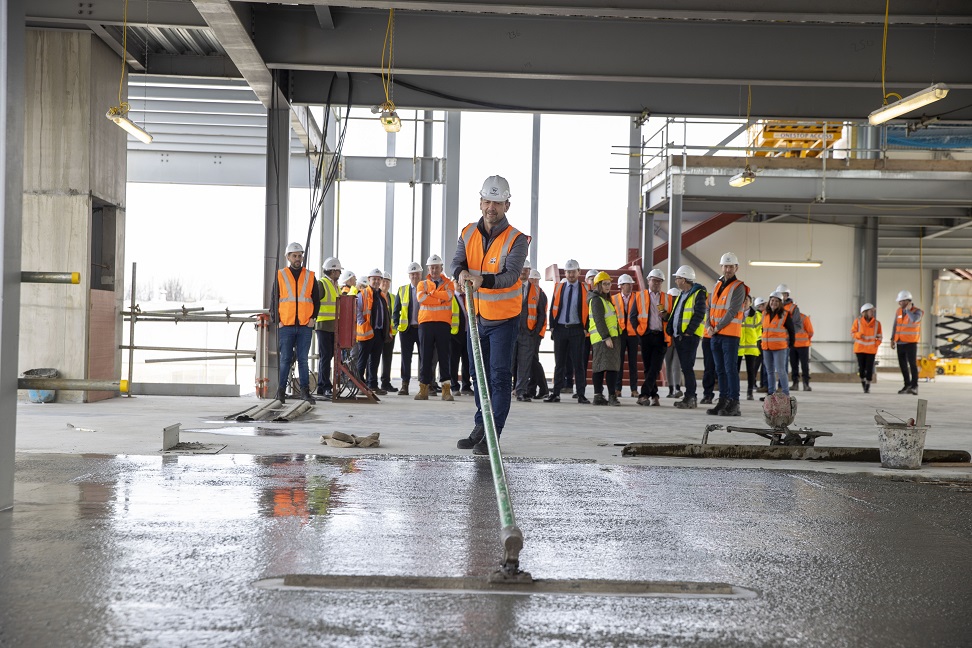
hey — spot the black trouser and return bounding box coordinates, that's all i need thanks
[856,352,876,382]
[356,332,385,389]
[380,336,395,387]
[701,336,716,398]
[593,370,618,396]
[450,331,470,388]
[398,327,420,384]
[419,322,452,385]
[896,342,918,388]
[737,354,759,395]
[615,333,640,394]
[674,335,700,398]
[315,329,334,393]
[552,325,587,396]
[530,337,548,397]
[638,331,667,398]
[514,330,539,396]
[791,346,811,384]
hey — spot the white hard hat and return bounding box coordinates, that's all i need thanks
[618,273,634,285]
[480,175,511,201]
[322,257,342,272]
[753,297,766,307]
[286,242,304,254]
[673,265,696,282]
[720,252,739,266]
[586,269,599,280]
[382,271,391,280]
[647,268,665,281]
[860,302,875,313]
[367,267,383,278]
[522,258,531,269]
[406,261,423,274]
[529,269,541,280]
[769,291,784,300]
[668,288,680,296]
[775,283,790,294]
[896,290,913,301]
[339,269,354,284]
[426,254,443,266]
[564,259,580,271]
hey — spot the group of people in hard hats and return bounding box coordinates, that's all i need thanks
[852,290,924,395]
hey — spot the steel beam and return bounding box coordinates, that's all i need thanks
[26,0,209,29]
[529,114,540,267]
[341,156,443,183]
[667,174,683,284]
[420,110,433,266]
[653,212,744,267]
[441,111,460,264]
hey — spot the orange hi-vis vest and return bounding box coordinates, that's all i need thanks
[356,287,376,342]
[277,267,316,326]
[417,275,456,325]
[524,282,544,334]
[551,280,589,329]
[794,314,813,348]
[461,222,524,321]
[762,310,790,351]
[852,316,883,354]
[708,278,745,337]
[612,291,646,336]
[893,307,921,343]
[636,290,671,336]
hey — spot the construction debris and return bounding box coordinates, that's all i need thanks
[320,431,381,448]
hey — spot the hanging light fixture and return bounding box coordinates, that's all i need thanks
[729,85,756,188]
[105,0,153,143]
[868,0,948,125]
[728,165,756,188]
[378,9,401,133]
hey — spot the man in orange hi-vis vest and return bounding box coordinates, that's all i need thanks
[269,242,321,404]
[451,175,529,455]
[704,252,749,417]
[891,289,924,395]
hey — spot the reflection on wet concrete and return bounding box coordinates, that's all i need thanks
[2,454,971,646]
[185,426,293,437]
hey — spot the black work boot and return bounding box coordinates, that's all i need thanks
[706,397,727,416]
[719,398,741,416]
[864,381,871,393]
[473,432,499,456]
[300,387,315,404]
[274,388,286,404]
[674,395,697,409]
[803,380,812,392]
[608,393,621,406]
[457,424,485,450]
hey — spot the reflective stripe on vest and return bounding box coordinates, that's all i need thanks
[739,311,762,356]
[708,278,745,337]
[417,276,456,325]
[794,314,812,348]
[451,297,460,335]
[355,288,374,341]
[762,311,789,351]
[525,282,542,332]
[316,276,338,322]
[551,281,589,327]
[461,222,523,320]
[673,290,705,337]
[852,316,883,354]
[893,308,921,343]
[277,268,315,326]
[588,294,619,344]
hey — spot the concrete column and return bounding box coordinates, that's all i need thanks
[320,110,336,260]
[420,110,433,266]
[529,114,540,267]
[263,71,291,396]
[860,216,878,306]
[626,118,642,263]
[384,131,396,274]
[642,203,654,273]
[1,0,26,511]
[667,173,684,282]
[20,30,126,404]
[441,111,461,264]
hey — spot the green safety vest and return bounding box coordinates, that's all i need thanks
[396,284,414,332]
[673,288,706,337]
[450,296,460,335]
[739,311,762,356]
[587,294,619,344]
[316,276,338,322]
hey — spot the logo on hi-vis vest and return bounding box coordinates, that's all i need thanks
[489,257,497,264]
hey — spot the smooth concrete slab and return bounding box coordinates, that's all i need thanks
[1,454,970,646]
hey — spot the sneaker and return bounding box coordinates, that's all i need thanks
[577,395,591,404]
[699,395,714,405]
[673,396,697,409]
[706,397,726,416]
[457,425,485,450]
[592,394,608,406]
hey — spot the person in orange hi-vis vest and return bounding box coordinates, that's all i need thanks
[414,254,456,402]
[890,289,924,395]
[514,259,544,402]
[638,268,671,407]
[356,268,391,394]
[526,269,549,399]
[270,242,321,404]
[612,274,643,398]
[791,307,814,391]
[852,303,882,393]
[704,252,749,417]
[451,176,529,455]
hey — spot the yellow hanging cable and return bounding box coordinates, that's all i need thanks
[108,0,131,117]
[879,0,902,106]
[380,9,396,112]
[745,84,753,160]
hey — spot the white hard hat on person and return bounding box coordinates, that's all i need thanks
[673,265,696,282]
[720,252,739,266]
[668,287,680,296]
[529,269,541,280]
[775,283,790,294]
[769,291,784,300]
[586,269,599,280]
[406,261,423,274]
[647,268,665,281]
[522,258,531,270]
[860,302,875,313]
[480,175,511,202]
[382,271,391,280]
[897,290,913,302]
[286,242,304,255]
[322,257,342,272]
[754,296,766,307]
[564,259,580,271]
[367,267,383,278]
[618,273,634,285]
[426,254,443,266]
[339,269,354,284]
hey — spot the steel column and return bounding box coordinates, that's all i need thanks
[667,174,684,284]
[263,71,291,397]
[642,204,653,273]
[441,111,461,263]
[861,216,879,306]
[529,114,540,266]
[0,0,25,511]
[320,110,336,260]
[626,118,641,262]
[384,131,396,274]
[420,110,433,266]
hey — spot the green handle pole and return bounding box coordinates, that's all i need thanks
[464,282,524,568]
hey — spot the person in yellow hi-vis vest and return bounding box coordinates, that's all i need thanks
[737,294,762,400]
[588,271,622,406]
[314,256,342,398]
[270,242,320,404]
[891,289,923,395]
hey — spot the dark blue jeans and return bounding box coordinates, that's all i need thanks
[467,317,517,436]
[674,334,700,398]
[711,334,741,401]
[279,324,313,392]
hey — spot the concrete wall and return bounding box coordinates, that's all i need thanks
[20,30,127,402]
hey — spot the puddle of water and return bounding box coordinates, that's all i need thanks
[184,426,293,437]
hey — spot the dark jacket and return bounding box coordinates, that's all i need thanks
[666,283,706,338]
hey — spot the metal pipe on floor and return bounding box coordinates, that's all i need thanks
[18,378,129,393]
[20,271,79,284]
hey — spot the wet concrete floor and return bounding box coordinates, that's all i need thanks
[2,453,970,646]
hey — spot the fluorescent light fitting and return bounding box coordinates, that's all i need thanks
[868,83,949,125]
[728,165,756,188]
[749,260,823,268]
[380,110,402,133]
[106,111,153,144]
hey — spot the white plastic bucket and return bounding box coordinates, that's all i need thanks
[877,426,928,470]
